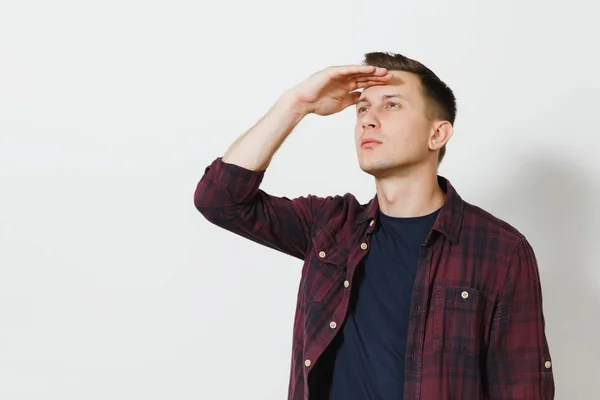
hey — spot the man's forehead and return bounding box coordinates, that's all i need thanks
[357,91,407,104]
[389,69,421,82]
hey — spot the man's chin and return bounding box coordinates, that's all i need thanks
[358,159,416,178]
[358,162,394,177]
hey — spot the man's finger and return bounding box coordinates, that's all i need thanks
[334,65,389,77]
[334,65,375,75]
[340,91,362,109]
[355,74,393,83]
[355,80,389,89]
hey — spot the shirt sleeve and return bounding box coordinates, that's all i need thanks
[193,157,333,260]
[485,237,555,399]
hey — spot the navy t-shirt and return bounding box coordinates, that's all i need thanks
[328,207,440,400]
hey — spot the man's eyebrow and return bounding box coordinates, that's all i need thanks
[356,94,406,105]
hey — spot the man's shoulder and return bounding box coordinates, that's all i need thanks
[461,200,527,245]
[308,192,370,231]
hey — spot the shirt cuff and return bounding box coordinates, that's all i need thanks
[203,157,266,203]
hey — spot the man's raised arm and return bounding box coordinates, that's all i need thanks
[194,65,392,259]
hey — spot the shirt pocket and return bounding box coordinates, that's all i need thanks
[303,227,347,303]
[433,286,487,355]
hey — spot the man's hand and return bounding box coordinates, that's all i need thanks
[220,65,391,171]
[290,65,393,116]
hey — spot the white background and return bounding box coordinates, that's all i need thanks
[1,0,599,398]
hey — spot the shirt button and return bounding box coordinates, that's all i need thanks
[545,361,552,369]
[305,359,311,367]
[344,280,350,288]
[360,242,368,250]
[461,291,469,299]
[329,321,337,329]
[318,251,326,258]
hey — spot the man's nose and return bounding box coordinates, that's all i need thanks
[362,113,380,130]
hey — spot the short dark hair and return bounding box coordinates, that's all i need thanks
[363,51,456,165]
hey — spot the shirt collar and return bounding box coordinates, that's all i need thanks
[356,175,464,244]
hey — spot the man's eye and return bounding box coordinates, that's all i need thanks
[387,102,400,108]
[358,107,367,113]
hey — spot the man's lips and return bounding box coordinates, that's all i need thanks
[360,137,383,148]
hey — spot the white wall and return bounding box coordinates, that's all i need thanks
[1,0,598,398]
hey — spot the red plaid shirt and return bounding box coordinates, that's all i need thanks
[194,157,555,400]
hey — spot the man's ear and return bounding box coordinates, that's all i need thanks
[429,121,453,151]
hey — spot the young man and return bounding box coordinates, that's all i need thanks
[194,52,555,399]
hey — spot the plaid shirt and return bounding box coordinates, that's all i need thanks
[194,157,555,400]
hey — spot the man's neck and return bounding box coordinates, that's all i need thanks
[374,166,445,218]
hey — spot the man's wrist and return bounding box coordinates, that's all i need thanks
[279,89,312,119]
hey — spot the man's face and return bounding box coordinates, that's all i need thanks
[354,71,435,177]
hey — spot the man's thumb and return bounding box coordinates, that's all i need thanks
[342,91,361,110]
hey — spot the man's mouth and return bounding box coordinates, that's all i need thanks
[361,138,383,148]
